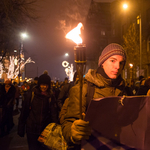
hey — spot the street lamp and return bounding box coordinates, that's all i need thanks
[18,32,28,85]
[129,63,133,84]
[21,33,28,39]
[123,3,142,75]
[123,3,128,9]
[65,53,69,57]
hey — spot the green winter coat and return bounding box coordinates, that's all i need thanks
[61,69,125,144]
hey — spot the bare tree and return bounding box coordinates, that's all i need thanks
[0,0,38,59]
[123,23,140,68]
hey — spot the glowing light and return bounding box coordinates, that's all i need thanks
[7,56,15,79]
[123,3,128,9]
[129,63,133,68]
[21,33,28,39]
[62,61,69,68]
[0,63,3,78]
[0,56,35,80]
[65,53,69,57]
[65,22,83,44]
[14,57,18,65]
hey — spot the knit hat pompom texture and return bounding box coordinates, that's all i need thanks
[98,43,126,67]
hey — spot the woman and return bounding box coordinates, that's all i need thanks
[18,74,57,150]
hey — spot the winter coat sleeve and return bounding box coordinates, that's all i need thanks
[17,91,31,137]
[59,97,69,125]
[61,83,87,144]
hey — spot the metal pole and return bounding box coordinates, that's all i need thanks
[19,41,23,85]
[79,64,83,120]
[74,45,86,120]
[139,13,142,75]
[18,42,21,85]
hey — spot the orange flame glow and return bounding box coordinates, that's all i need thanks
[65,22,83,44]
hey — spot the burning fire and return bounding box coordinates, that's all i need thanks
[65,22,83,45]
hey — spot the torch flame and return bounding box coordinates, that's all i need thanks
[65,22,83,45]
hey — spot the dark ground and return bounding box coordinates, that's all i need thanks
[0,98,28,150]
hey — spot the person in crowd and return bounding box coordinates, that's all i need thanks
[13,82,20,111]
[124,81,134,96]
[18,74,58,150]
[59,71,79,124]
[0,79,16,137]
[130,79,138,95]
[61,43,128,149]
[139,75,145,85]
[64,77,69,85]
[50,80,55,93]
[20,81,30,101]
[43,70,48,75]
[53,80,60,100]
[137,78,150,95]
[57,72,79,111]
[30,77,39,90]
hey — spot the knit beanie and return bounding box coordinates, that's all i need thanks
[98,43,126,67]
[38,74,51,89]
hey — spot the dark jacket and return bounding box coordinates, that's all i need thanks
[0,84,16,107]
[18,86,58,137]
[57,82,74,111]
[136,85,149,95]
[62,69,126,145]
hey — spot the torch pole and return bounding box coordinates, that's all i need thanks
[74,45,86,120]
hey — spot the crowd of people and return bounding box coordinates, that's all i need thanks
[0,69,78,149]
[0,43,150,149]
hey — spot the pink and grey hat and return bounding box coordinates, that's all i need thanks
[98,43,126,67]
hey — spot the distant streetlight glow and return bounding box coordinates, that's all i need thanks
[129,63,133,68]
[65,53,69,57]
[21,33,28,39]
[123,3,128,9]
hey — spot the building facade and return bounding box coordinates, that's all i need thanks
[85,0,150,80]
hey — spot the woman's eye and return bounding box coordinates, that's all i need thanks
[111,60,114,62]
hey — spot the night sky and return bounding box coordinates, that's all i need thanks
[24,0,114,81]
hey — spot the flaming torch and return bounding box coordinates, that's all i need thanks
[66,23,86,119]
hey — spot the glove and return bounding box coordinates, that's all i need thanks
[71,119,91,144]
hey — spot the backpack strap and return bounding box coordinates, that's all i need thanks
[86,81,95,110]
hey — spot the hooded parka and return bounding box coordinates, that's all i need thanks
[62,69,126,145]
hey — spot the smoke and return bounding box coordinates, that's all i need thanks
[56,0,91,34]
